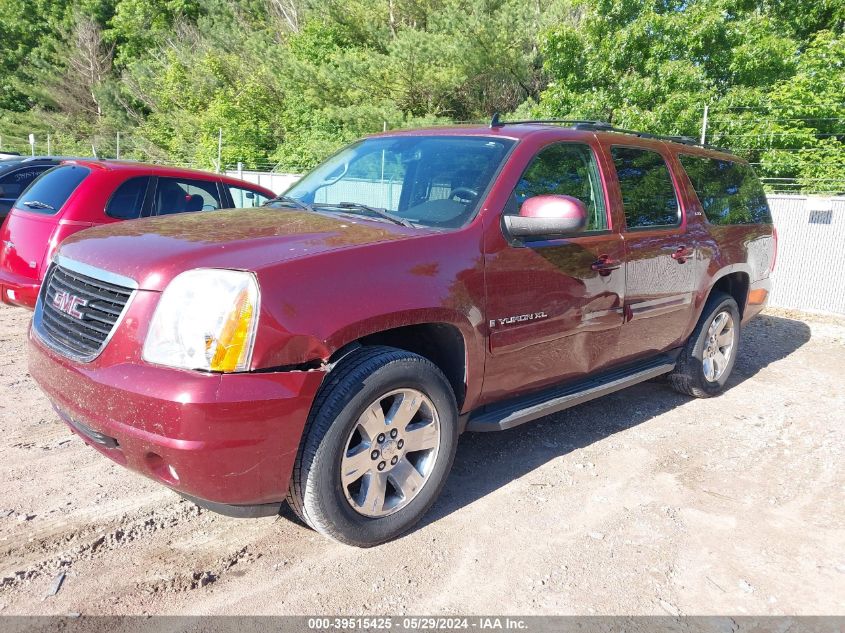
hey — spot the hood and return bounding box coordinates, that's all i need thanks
[57,208,424,291]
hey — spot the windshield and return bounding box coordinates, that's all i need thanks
[14,165,90,215]
[279,136,515,229]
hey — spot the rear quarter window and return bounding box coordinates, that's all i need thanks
[14,165,91,215]
[678,155,772,225]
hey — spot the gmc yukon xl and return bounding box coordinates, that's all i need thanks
[28,120,776,546]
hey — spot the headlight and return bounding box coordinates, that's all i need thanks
[143,269,259,372]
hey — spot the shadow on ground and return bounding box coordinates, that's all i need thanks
[279,315,811,532]
[417,313,811,529]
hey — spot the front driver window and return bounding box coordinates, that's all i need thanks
[228,185,270,208]
[511,143,608,231]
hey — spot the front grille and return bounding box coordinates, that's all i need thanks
[36,263,134,360]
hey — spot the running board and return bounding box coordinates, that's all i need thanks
[466,353,678,432]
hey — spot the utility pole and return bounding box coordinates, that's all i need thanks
[381,122,387,186]
[47,134,51,156]
[116,131,121,160]
[700,104,709,145]
[29,133,35,156]
[217,128,223,173]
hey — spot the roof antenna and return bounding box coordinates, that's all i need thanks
[490,112,503,128]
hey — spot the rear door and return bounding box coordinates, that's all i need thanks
[152,177,226,215]
[481,140,626,402]
[607,144,698,359]
[102,176,154,222]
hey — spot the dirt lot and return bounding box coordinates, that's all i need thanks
[0,303,843,616]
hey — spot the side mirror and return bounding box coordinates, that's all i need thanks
[503,195,588,239]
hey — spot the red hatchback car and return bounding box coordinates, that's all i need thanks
[0,160,275,308]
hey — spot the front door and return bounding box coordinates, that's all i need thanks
[607,144,698,360]
[481,141,625,405]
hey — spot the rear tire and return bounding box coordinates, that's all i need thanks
[669,292,740,398]
[287,346,458,547]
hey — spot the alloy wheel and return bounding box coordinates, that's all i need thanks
[340,388,441,518]
[702,310,735,382]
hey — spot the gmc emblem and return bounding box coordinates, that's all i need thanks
[52,290,87,319]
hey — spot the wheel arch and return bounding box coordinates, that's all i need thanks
[684,265,751,342]
[327,320,472,412]
[710,269,750,318]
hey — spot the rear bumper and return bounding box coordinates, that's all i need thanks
[29,329,326,507]
[743,277,772,323]
[0,267,39,309]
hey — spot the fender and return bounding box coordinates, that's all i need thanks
[686,264,752,335]
[248,226,489,410]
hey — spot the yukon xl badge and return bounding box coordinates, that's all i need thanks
[489,311,548,328]
[52,290,88,319]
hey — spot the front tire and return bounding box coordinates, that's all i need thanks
[669,291,741,398]
[287,346,458,547]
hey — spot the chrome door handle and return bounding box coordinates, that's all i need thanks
[671,246,693,263]
[591,254,621,276]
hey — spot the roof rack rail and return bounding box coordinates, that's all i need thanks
[489,114,612,130]
[488,113,729,151]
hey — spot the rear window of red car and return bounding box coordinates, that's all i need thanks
[14,165,91,215]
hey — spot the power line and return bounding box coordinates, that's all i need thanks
[709,117,845,123]
[732,147,839,152]
[762,177,845,182]
[711,103,845,111]
[714,132,845,139]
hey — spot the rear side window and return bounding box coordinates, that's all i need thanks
[678,155,772,225]
[14,165,90,215]
[155,178,223,215]
[227,184,270,208]
[106,177,150,219]
[0,166,50,200]
[512,143,608,231]
[611,147,680,229]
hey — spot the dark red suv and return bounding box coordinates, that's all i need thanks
[27,121,776,546]
[0,160,275,308]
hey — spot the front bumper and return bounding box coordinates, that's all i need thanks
[29,328,326,508]
[0,267,39,309]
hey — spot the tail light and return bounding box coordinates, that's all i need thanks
[40,231,61,277]
[770,225,778,273]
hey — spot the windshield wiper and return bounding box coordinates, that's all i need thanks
[265,195,314,213]
[22,200,55,211]
[321,202,414,228]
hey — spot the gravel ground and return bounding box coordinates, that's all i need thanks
[0,302,843,615]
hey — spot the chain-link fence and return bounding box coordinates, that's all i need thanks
[767,195,845,314]
[0,131,281,173]
[4,103,845,194]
